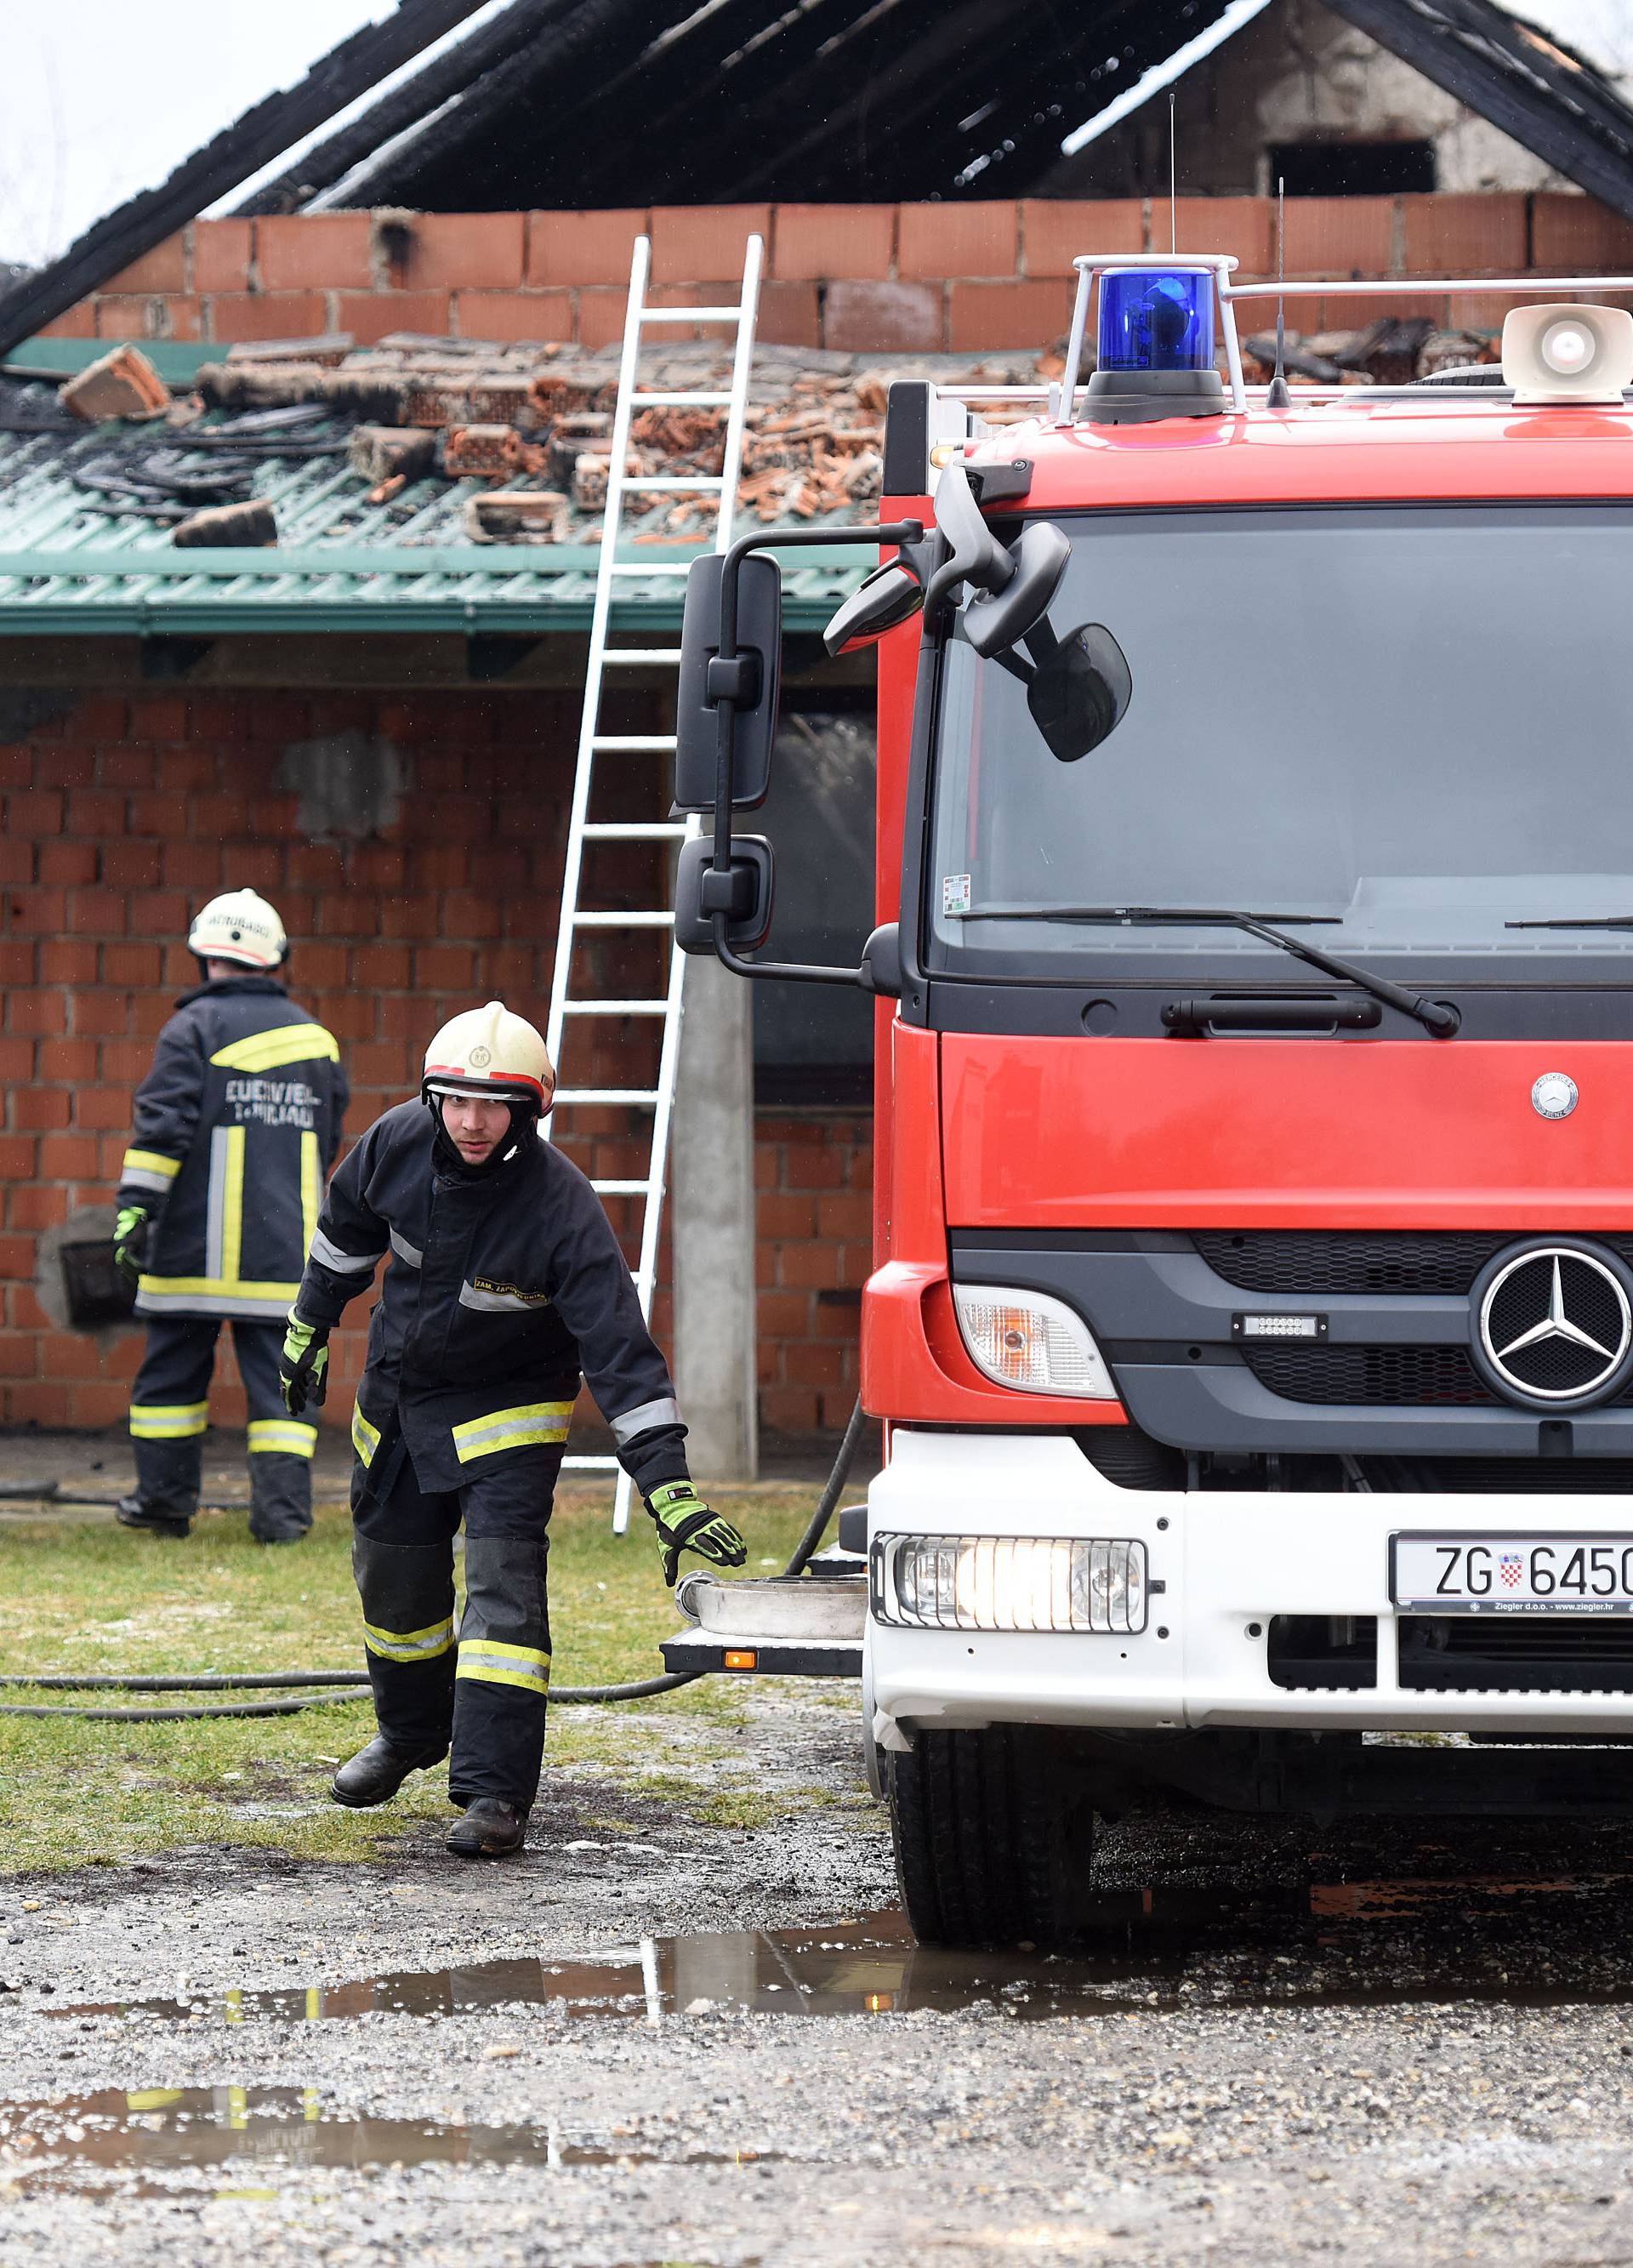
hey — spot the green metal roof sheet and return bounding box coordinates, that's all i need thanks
[0,367,872,635]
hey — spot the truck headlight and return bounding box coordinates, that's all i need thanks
[952,1284,1117,1399]
[872,1534,1147,1633]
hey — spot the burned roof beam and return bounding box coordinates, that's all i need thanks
[0,0,497,357]
[1325,0,1633,219]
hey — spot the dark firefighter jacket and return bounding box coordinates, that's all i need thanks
[117,977,348,1323]
[293,1100,691,1498]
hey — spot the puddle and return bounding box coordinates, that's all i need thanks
[0,2086,777,2193]
[53,1867,1633,2029]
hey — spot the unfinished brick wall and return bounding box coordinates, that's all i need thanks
[40,192,1633,359]
[0,689,863,1438]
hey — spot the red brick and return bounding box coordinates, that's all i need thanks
[9,1183,67,1232]
[8,892,65,938]
[440,890,501,940]
[40,1332,106,1381]
[40,1133,99,1178]
[68,889,127,937]
[287,844,346,887]
[784,1141,845,1190]
[8,788,63,835]
[39,302,97,340]
[772,204,895,282]
[1446,292,1526,334]
[13,1089,71,1130]
[779,1240,844,1287]
[97,1130,132,1178]
[899,201,1017,281]
[650,205,772,284]
[0,1134,36,1179]
[758,281,822,349]
[100,1041,151,1083]
[350,1040,414,1090]
[208,291,329,343]
[99,843,158,892]
[38,941,93,983]
[0,942,32,984]
[1021,199,1145,276]
[155,295,204,341]
[1532,194,1633,271]
[249,795,299,836]
[128,694,187,739]
[786,1342,846,1387]
[37,1040,96,1082]
[527,209,646,287]
[37,842,96,886]
[1283,197,1392,277]
[760,1385,819,1433]
[760,1192,816,1238]
[318,993,377,1043]
[194,220,253,294]
[410,845,469,892]
[133,994,171,1040]
[257,212,373,293]
[1170,197,1272,276]
[818,1191,873,1238]
[414,943,476,989]
[401,212,525,292]
[100,943,162,987]
[948,277,1075,351]
[1400,192,1525,276]
[354,943,412,989]
[578,289,629,350]
[71,1382,133,1429]
[73,1087,130,1131]
[34,747,98,789]
[191,793,248,836]
[0,1330,40,1373]
[823,279,942,351]
[71,790,126,835]
[454,289,574,344]
[645,282,739,343]
[129,890,189,936]
[0,749,32,787]
[95,295,165,343]
[159,749,218,790]
[335,291,452,345]
[0,841,33,883]
[6,1382,72,1427]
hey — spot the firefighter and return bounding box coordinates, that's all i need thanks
[279,1000,746,1861]
[113,890,348,1544]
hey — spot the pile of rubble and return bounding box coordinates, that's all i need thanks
[1238,317,1497,385]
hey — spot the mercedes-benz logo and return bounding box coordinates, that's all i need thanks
[1532,1073,1578,1120]
[1473,1242,1633,1407]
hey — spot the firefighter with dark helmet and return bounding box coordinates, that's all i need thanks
[281,1000,745,1861]
[114,891,349,1542]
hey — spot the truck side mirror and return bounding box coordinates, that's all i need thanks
[674,834,775,954]
[823,561,925,656]
[1026,622,1132,763]
[674,552,783,812]
[962,522,1070,659]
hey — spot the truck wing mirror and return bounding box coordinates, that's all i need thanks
[823,560,925,656]
[962,522,1070,659]
[674,552,782,812]
[929,463,1011,607]
[1026,622,1132,763]
[675,834,774,954]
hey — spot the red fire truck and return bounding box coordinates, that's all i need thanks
[670,249,1633,1947]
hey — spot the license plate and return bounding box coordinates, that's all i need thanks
[1391,1532,1633,1615]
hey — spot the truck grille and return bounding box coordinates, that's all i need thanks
[1195,1229,1633,1296]
[1399,1616,1633,1693]
[1243,1342,1495,1406]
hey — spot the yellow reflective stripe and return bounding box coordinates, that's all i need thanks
[350,1406,381,1467]
[130,1401,209,1439]
[220,1125,245,1288]
[456,1643,551,1695]
[451,1400,574,1463]
[122,1148,181,1181]
[363,1616,454,1663]
[127,2089,185,2111]
[137,1276,301,1302]
[210,1023,340,1073]
[300,1130,321,1262]
[247,1418,317,1458]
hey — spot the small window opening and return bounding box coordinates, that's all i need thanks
[1270,140,1437,197]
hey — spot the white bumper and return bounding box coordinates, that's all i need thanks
[867,1428,1633,1738]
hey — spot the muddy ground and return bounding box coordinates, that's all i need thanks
[7,1678,1633,2267]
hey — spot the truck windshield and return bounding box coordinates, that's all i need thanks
[929,504,1633,981]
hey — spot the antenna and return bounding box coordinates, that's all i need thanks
[1169,92,1178,254]
[1266,174,1291,409]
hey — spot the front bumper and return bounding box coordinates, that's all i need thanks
[868,1428,1633,1737]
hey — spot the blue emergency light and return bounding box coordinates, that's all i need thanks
[1097,269,1215,373]
[1081,265,1226,425]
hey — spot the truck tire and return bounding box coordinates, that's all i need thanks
[887,1725,1093,1947]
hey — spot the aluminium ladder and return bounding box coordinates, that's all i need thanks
[544,232,764,1530]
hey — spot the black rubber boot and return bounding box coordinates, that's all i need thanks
[116,1495,192,1540]
[330,1735,448,1809]
[447,1799,530,1860]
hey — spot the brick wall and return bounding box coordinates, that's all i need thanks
[0,688,859,1439]
[39,192,1633,359]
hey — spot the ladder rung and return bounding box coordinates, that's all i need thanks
[562,1000,671,1015]
[554,1087,660,1105]
[629,391,733,406]
[572,909,674,927]
[562,1454,619,1471]
[640,306,745,325]
[606,561,695,576]
[602,650,685,666]
[582,822,687,841]
[591,733,677,751]
[619,476,725,493]
[591,1179,655,1195]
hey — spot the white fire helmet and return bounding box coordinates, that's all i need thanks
[187,889,287,970]
[423,1000,555,1109]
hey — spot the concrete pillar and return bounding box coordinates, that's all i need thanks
[672,956,759,1480]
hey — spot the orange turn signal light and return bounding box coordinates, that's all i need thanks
[723,1648,758,1670]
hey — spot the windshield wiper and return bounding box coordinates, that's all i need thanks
[1505,915,1633,930]
[957,903,1459,1035]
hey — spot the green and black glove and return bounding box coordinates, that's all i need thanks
[113,1205,151,1283]
[646,1479,747,1588]
[279,1311,330,1417]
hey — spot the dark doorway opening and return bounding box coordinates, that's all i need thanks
[1270,140,1437,196]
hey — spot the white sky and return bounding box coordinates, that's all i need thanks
[1,0,1631,268]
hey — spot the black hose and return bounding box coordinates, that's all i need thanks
[0,1399,869,1719]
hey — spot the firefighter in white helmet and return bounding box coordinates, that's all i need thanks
[114,891,349,1543]
[280,1000,745,1861]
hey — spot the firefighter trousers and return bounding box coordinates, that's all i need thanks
[351,1431,557,1811]
[129,1316,316,1540]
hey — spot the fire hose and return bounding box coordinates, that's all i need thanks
[0,1397,868,1720]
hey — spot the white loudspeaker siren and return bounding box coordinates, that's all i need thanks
[1502,300,1633,402]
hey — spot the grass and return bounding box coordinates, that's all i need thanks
[0,1483,851,1877]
